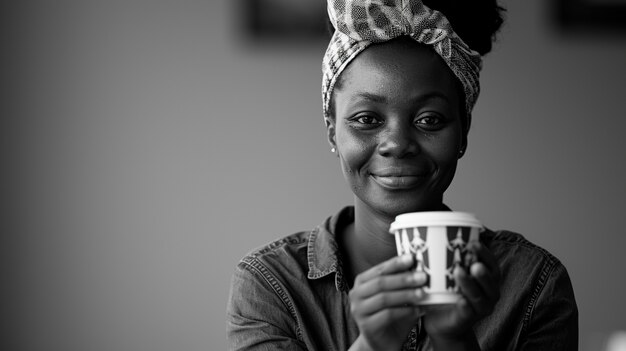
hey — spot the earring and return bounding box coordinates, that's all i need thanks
[331,147,336,153]
[459,149,465,156]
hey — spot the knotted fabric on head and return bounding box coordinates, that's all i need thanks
[322,0,482,129]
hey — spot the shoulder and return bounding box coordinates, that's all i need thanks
[484,229,564,273]
[227,230,313,322]
[227,231,314,347]
[485,228,577,318]
[234,206,351,282]
[475,229,578,349]
[236,230,311,280]
[483,228,576,309]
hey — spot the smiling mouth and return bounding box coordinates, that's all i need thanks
[370,175,425,189]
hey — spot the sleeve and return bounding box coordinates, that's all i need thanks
[226,259,307,351]
[518,262,578,351]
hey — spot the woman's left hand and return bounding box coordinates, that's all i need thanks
[422,241,501,344]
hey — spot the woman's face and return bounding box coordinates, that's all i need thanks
[328,38,466,217]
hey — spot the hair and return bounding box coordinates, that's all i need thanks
[422,0,506,56]
[326,0,506,129]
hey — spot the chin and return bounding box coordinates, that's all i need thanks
[353,182,448,218]
[372,197,444,219]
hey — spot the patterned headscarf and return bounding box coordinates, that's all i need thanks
[322,0,482,129]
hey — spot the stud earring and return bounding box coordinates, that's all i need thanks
[331,147,336,153]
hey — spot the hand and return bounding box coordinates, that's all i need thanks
[423,241,501,343]
[348,254,427,351]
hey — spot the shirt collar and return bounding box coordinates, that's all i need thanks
[305,205,457,291]
[307,206,354,291]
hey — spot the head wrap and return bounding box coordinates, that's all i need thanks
[322,0,482,129]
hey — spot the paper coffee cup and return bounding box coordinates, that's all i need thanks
[389,211,482,305]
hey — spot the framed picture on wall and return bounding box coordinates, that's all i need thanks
[556,0,626,30]
[242,0,329,41]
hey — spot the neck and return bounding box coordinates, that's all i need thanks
[342,197,449,280]
[341,199,401,280]
[353,200,397,262]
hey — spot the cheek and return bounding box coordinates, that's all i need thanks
[429,127,463,161]
[432,144,460,166]
[336,128,374,175]
[430,138,462,184]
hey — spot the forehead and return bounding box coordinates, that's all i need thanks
[337,38,459,103]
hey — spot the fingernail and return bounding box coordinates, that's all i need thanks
[470,263,482,276]
[413,272,426,284]
[415,288,425,299]
[401,254,413,264]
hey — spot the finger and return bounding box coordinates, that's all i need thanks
[472,243,501,281]
[355,254,414,285]
[469,262,500,303]
[454,294,477,322]
[469,243,501,301]
[455,266,493,317]
[353,271,428,299]
[352,288,427,317]
[360,305,423,333]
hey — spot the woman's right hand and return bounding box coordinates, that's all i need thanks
[348,254,427,351]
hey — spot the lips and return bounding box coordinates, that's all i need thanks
[370,167,428,189]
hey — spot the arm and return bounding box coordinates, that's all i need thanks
[518,263,578,350]
[226,261,307,351]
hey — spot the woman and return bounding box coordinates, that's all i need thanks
[227,0,578,350]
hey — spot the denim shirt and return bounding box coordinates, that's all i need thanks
[226,207,578,350]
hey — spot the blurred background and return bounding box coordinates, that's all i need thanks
[3,0,626,350]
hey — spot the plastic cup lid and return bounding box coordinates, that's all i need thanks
[389,211,482,233]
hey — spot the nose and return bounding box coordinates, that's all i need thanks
[377,121,420,158]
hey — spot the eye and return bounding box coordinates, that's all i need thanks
[354,115,381,125]
[415,114,445,130]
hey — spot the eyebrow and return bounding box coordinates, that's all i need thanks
[353,92,388,103]
[350,91,450,104]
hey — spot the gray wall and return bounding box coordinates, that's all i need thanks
[3,1,625,350]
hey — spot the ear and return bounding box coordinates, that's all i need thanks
[458,133,468,159]
[325,117,336,150]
